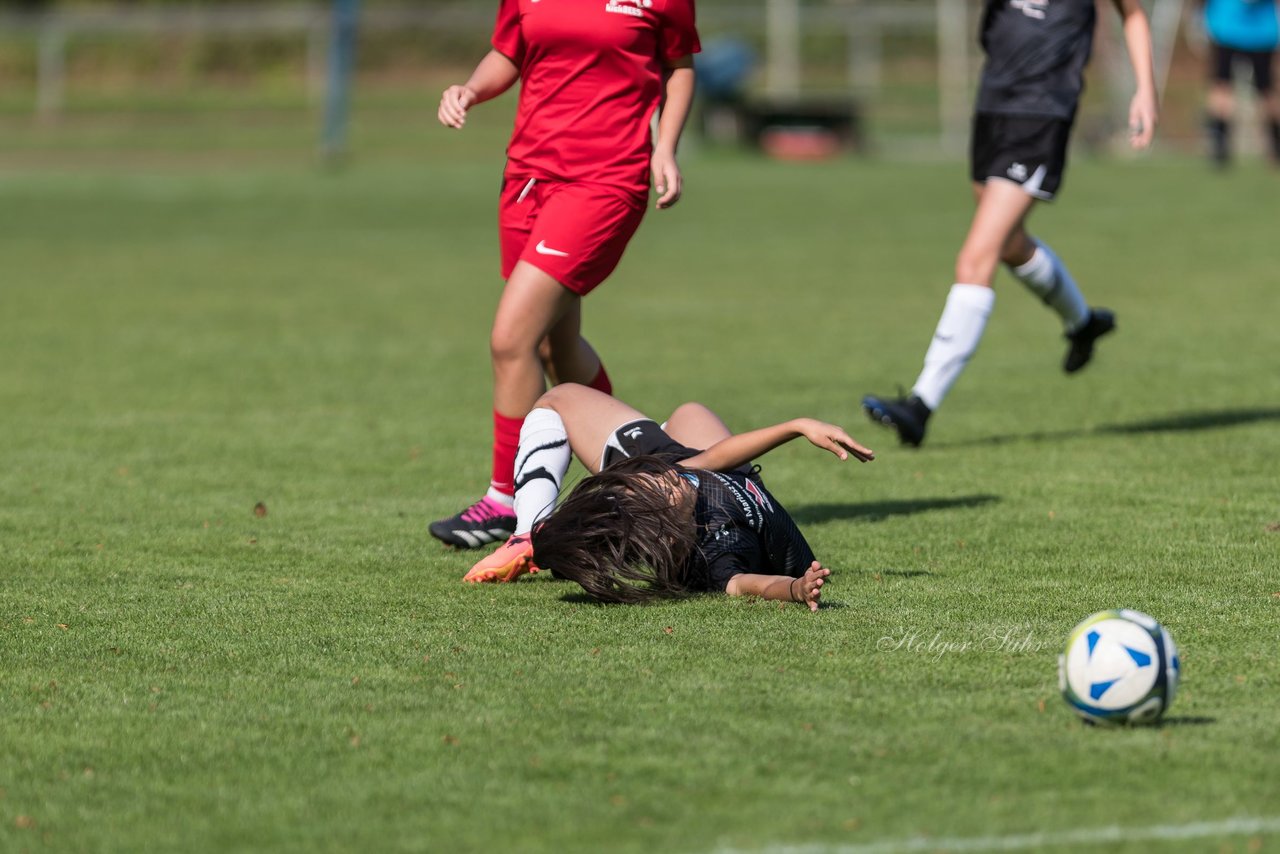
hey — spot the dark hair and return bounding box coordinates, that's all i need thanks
[530,455,699,604]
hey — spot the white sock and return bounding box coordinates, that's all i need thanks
[1009,240,1089,333]
[911,283,995,411]
[512,408,571,535]
[484,486,514,508]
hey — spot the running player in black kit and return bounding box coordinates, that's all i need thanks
[862,0,1158,447]
[462,383,874,611]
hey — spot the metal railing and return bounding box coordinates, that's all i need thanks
[2,2,956,121]
[0,1,1189,152]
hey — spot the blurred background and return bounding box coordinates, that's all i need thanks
[0,0,1265,171]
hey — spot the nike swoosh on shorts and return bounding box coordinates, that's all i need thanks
[535,240,570,257]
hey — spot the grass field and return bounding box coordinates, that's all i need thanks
[2,102,1279,853]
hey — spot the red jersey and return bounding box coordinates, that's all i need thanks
[492,0,699,196]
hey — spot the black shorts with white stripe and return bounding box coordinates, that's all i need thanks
[970,113,1073,201]
[600,420,696,470]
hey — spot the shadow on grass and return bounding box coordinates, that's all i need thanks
[555,592,852,609]
[870,569,934,578]
[558,592,603,605]
[1100,407,1280,435]
[790,494,999,525]
[937,406,1280,449]
[1159,715,1217,728]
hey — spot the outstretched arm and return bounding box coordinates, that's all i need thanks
[438,50,520,129]
[1112,0,1158,149]
[678,418,874,473]
[652,57,696,209]
[726,562,831,612]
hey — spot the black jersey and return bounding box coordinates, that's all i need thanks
[600,418,816,592]
[976,0,1098,120]
[681,469,816,592]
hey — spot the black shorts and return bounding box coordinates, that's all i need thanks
[970,113,1073,201]
[600,419,756,477]
[599,419,697,470]
[1211,43,1275,93]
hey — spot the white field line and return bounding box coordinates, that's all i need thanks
[714,816,1280,854]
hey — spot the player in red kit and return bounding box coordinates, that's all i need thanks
[432,0,699,549]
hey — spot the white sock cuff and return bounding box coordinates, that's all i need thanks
[520,407,565,440]
[948,283,996,314]
[1012,244,1053,281]
[517,409,563,448]
[484,486,514,508]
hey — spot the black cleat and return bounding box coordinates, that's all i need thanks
[861,392,931,447]
[429,496,516,549]
[1064,308,1115,374]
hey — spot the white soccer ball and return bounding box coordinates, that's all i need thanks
[1058,609,1180,726]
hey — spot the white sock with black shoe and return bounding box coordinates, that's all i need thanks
[911,283,996,411]
[512,408,572,536]
[1009,240,1089,334]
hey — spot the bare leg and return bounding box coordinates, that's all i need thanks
[955,180,1039,287]
[537,337,557,384]
[535,384,649,474]
[1208,81,1235,123]
[971,181,1039,268]
[491,261,580,419]
[663,403,732,450]
[543,300,605,386]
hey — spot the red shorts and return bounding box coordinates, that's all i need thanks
[499,177,647,295]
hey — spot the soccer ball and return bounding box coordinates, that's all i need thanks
[1058,609,1180,726]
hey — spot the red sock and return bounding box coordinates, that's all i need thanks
[587,363,613,396]
[490,410,523,498]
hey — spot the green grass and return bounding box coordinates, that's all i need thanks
[2,106,1279,853]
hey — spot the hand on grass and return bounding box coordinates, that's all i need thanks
[793,562,831,612]
[794,418,875,462]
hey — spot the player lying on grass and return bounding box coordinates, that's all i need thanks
[462,384,874,611]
